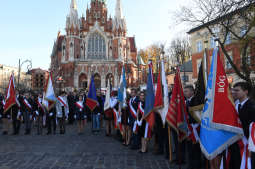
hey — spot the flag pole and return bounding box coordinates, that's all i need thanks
[204,40,209,169]
[168,126,173,162]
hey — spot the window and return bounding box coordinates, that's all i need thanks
[240,26,247,37]
[196,41,203,53]
[88,32,106,59]
[225,53,233,70]
[210,37,216,48]
[225,33,231,45]
[212,26,220,38]
[247,55,251,65]
[182,75,189,82]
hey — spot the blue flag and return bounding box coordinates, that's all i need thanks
[199,47,243,160]
[86,75,98,111]
[144,62,155,128]
[117,67,127,108]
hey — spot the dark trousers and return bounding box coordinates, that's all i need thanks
[37,116,43,134]
[131,133,140,149]
[228,142,241,169]
[47,115,56,133]
[68,109,74,124]
[172,131,186,161]
[252,152,255,169]
[58,117,65,133]
[12,113,20,134]
[163,126,170,158]
[187,141,201,169]
[23,111,32,131]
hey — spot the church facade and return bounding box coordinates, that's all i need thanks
[50,0,140,91]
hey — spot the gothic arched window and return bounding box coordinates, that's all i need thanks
[88,32,106,59]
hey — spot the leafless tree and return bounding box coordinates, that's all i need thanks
[176,0,255,87]
[168,36,192,66]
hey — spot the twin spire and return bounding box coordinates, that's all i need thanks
[71,0,77,10]
[67,0,126,32]
[69,0,124,18]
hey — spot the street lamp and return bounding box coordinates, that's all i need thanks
[56,76,64,94]
[18,59,32,90]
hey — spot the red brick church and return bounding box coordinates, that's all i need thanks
[50,0,142,91]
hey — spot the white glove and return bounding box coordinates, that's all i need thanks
[0,114,2,118]
[18,111,21,116]
[30,115,33,120]
[74,115,77,119]
[7,115,10,118]
[36,111,39,116]
[84,115,87,118]
[97,113,100,116]
[49,113,53,116]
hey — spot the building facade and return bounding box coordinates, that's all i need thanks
[50,0,140,91]
[0,64,31,93]
[187,10,255,85]
[31,68,49,92]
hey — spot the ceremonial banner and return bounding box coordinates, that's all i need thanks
[166,69,189,141]
[189,50,207,123]
[117,67,127,108]
[4,74,16,113]
[156,60,169,125]
[199,47,243,160]
[86,75,98,111]
[154,67,163,109]
[44,72,57,102]
[104,79,111,111]
[144,61,155,128]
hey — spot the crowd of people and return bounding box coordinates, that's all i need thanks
[0,81,255,169]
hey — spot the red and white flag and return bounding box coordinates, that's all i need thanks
[4,74,16,113]
[166,69,189,141]
[248,122,255,152]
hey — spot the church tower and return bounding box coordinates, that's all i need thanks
[113,0,127,37]
[66,0,79,36]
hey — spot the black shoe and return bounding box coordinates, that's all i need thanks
[46,131,51,135]
[2,131,8,135]
[53,131,56,135]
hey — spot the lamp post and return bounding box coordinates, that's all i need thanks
[18,59,32,90]
[56,76,64,94]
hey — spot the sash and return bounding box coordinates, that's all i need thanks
[238,137,252,169]
[248,122,255,152]
[23,99,32,110]
[1,100,5,106]
[144,122,150,138]
[16,97,20,108]
[129,98,137,119]
[37,98,45,113]
[138,102,144,116]
[75,102,84,110]
[57,96,67,108]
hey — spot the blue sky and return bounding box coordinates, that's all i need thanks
[0,0,188,70]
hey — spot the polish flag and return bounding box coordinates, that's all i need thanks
[4,74,16,113]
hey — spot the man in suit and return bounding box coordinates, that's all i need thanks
[233,82,255,168]
[56,91,69,134]
[21,92,34,135]
[184,85,202,168]
[129,88,140,149]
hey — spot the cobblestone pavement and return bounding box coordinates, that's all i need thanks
[0,122,187,169]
